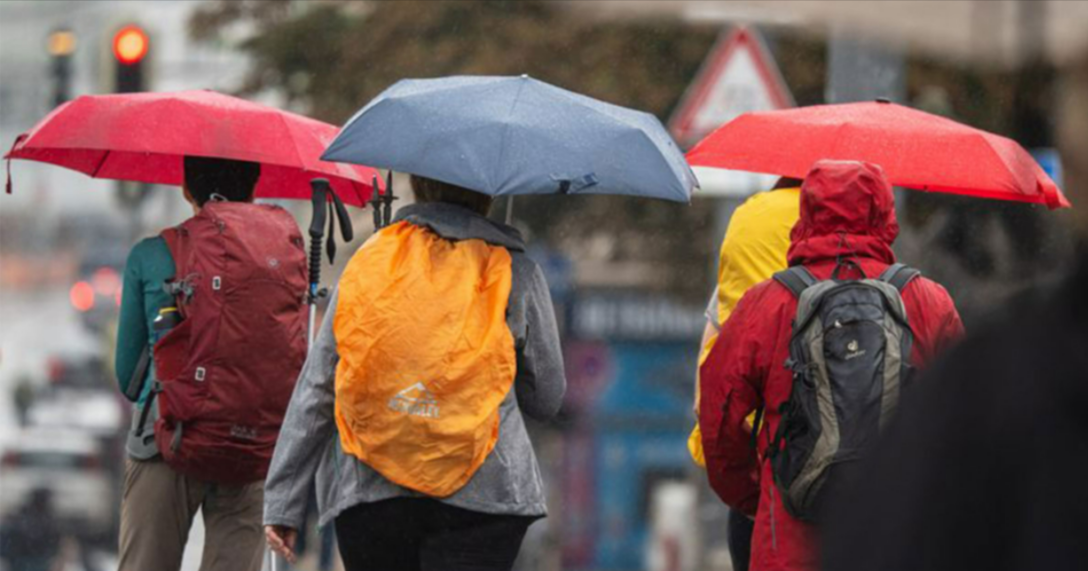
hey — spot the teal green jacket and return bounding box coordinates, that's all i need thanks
[115,236,174,405]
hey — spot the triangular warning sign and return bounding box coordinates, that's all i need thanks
[670,26,794,149]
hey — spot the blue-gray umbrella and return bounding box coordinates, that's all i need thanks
[321,75,697,204]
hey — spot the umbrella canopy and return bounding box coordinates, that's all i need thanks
[5,90,379,207]
[322,75,697,203]
[687,100,1070,209]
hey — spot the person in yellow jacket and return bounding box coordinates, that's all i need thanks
[690,177,801,570]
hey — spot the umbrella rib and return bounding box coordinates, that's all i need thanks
[976,132,1030,194]
[90,150,111,178]
[351,181,367,207]
[544,84,647,131]
[492,79,529,195]
[277,112,307,174]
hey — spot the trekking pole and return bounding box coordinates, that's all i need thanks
[307,179,354,350]
[369,174,384,230]
[308,179,331,351]
[382,170,397,227]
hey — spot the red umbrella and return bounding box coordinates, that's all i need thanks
[687,100,1070,209]
[4,90,379,207]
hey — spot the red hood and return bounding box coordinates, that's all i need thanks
[787,160,899,267]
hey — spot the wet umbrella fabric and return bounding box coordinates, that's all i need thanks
[322,75,697,203]
[687,100,1070,209]
[5,90,379,207]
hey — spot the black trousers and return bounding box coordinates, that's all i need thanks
[334,498,539,571]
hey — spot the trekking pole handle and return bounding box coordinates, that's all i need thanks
[309,179,331,238]
[369,174,383,230]
[308,179,332,302]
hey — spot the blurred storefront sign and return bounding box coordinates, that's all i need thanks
[570,294,706,342]
[562,291,701,570]
[560,338,697,571]
[1032,148,1063,189]
[669,26,793,198]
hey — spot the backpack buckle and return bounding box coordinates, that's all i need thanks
[164,275,197,303]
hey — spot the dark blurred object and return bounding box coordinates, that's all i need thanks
[73,248,126,333]
[0,429,113,539]
[47,28,76,106]
[46,355,108,391]
[0,488,62,571]
[823,248,1088,571]
[727,510,753,571]
[12,376,35,427]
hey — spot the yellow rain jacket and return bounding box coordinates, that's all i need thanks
[334,220,517,497]
[689,187,800,466]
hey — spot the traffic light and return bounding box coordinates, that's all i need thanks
[111,25,152,214]
[112,25,148,93]
[47,28,76,106]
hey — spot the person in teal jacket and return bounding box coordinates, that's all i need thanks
[113,156,270,571]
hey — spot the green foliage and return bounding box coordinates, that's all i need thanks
[188,0,833,300]
[192,0,718,124]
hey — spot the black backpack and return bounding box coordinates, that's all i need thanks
[766,262,919,522]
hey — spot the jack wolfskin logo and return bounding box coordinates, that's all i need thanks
[388,382,440,419]
[845,340,867,360]
[230,425,259,440]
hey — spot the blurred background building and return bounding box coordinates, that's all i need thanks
[1,1,1084,571]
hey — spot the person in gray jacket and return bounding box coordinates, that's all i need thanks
[264,175,566,571]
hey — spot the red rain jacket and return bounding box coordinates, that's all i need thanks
[699,161,964,571]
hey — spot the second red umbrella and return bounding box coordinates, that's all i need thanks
[4,90,379,207]
[687,99,1070,209]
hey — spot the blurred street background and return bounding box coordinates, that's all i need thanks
[0,1,1084,570]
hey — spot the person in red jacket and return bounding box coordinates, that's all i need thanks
[698,160,964,571]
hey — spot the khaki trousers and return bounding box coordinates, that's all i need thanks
[118,457,265,571]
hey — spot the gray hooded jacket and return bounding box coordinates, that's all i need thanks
[264,203,566,529]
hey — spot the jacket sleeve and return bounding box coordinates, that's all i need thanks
[514,263,567,421]
[115,243,149,398]
[698,284,774,517]
[264,288,341,530]
[905,278,966,367]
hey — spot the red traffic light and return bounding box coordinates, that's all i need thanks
[113,25,148,65]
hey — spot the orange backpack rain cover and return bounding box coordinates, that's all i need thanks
[333,221,517,497]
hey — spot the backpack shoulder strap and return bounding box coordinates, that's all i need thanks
[159,226,194,301]
[773,266,818,298]
[879,263,921,293]
[159,227,182,272]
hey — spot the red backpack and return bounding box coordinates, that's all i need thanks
[152,201,307,484]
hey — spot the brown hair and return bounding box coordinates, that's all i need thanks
[773,177,804,190]
[410,175,494,216]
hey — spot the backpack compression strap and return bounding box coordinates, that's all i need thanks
[773,266,819,298]
[878,263,921,292]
